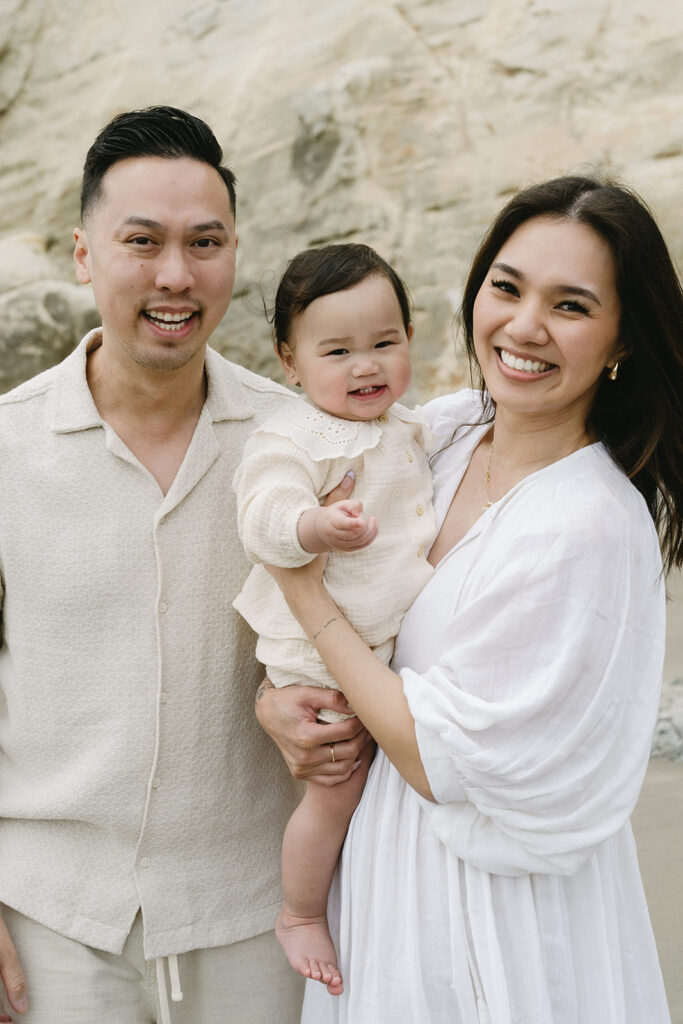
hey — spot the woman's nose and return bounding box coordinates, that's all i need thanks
[503,302,549,346]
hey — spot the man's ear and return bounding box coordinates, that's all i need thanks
[73,227,92,285]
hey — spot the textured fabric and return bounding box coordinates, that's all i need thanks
[0,905,304,1024]
[0,330,302,960]
[302,389,670,1023]
[233,398,436,691]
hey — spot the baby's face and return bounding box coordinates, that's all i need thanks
[279,274,413,421]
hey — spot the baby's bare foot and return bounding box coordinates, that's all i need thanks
[276,909,343,995]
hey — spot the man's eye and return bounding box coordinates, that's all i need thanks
[130,236,153,246]
[193,238,218,248]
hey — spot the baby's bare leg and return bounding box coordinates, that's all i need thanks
[276,743,372,995]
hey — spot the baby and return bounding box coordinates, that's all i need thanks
[233,243,436,994]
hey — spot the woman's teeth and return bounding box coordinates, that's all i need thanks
[499,348,554,374]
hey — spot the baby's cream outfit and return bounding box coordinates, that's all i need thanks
[233,398,437,720]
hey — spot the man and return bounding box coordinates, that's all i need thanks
[0,106,364,1023]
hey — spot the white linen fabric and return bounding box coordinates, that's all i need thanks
[0,330,302,961]
[233,399,436,698]
[302,389,670,1023]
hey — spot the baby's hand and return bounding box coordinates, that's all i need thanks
[298,502,378,554]
[317,501,377,551]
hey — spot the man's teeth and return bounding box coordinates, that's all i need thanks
[499,349,553,374]
[146,310,195,331]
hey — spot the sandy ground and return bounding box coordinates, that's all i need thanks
[632,759,683,1023]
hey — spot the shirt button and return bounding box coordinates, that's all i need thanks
[379,414,388,423]
[416,506,424,516]
[160,692,168,704]
[407,451,414,462]
[417,548,424,557]
[152,778,161,789]
[159,601,168,614]
[140,857,151,868]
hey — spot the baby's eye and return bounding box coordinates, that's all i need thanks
[325,348,348,356]
[491,278,518,296]
[375,340,396,349]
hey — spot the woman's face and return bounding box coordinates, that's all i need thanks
[472,215,624,430]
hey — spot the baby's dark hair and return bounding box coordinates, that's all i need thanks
[272,243,411,356]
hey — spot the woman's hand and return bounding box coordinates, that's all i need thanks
[256,679,372,786]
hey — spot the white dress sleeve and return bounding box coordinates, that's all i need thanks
[401,482,665,876]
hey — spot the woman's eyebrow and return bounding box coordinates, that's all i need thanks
[491,261,601,305]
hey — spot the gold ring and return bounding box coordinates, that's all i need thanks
[329,744,335,764]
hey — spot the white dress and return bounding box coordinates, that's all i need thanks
[302,390,670,1023]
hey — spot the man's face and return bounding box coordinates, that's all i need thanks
[74,156,237,374]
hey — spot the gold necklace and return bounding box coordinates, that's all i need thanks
[483,437,494,512]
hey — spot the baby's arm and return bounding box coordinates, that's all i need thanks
[297,495,377,554]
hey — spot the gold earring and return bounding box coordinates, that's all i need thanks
[608,362,619,381]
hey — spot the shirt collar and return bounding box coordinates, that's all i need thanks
[50,328,256,433]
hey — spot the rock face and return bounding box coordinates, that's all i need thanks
[0,0,681,396]
[0,235,99,393]
[652,680,683,762]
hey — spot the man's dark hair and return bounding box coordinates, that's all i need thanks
[272,243,412,358]
[460,174,683,572]
[80,105,237,221]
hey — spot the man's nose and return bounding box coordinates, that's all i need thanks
[154,247,195,292]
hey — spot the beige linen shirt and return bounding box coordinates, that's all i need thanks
[0,330,300,960]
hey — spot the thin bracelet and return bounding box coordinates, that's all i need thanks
[312,616,339,641]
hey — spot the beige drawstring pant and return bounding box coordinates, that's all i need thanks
[0,905,303,1024]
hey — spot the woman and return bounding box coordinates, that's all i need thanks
[258,176,682,1022]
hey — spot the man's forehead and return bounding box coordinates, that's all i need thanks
[95,156,234,223]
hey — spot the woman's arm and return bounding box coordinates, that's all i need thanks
[267,558,434,800]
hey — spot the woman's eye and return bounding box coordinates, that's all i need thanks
[557,299,590,314]
[491,278,518,296]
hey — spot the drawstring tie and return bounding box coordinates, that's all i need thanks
[155,955,183,1024]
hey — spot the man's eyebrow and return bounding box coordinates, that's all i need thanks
[120,217,228,233]
[121,217,165,230]
[192,220,228,233]
[491,262,602,306]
